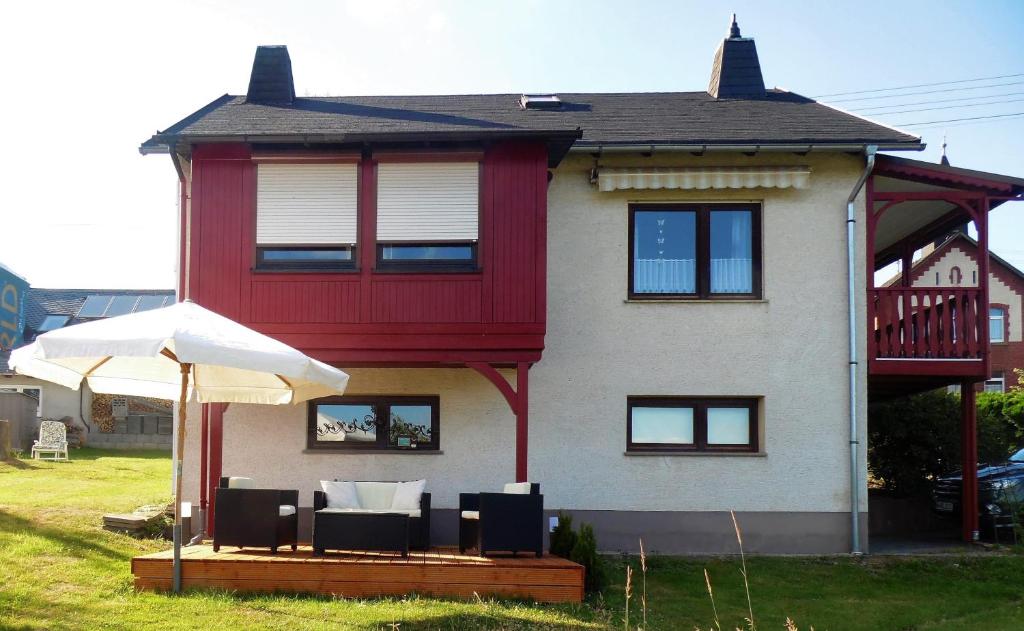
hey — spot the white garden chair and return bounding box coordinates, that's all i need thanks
[31,420,69,461]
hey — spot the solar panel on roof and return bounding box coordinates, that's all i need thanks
[105,295,139,317]
[78,295,112,318]
[134,295,167,312]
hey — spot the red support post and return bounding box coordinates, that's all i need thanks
[515,362,529,483]
[961,381,979,542]
[199,404,209,526]
[205,403,226,536]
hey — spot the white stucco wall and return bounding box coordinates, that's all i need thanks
[179,151,870,517]
[910,245,1022,342]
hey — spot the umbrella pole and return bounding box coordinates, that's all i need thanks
[173,363,190,594]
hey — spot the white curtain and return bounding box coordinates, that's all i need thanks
[634,259,696,294]
[711,211,753,294]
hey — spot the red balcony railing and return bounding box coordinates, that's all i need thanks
[870,287,986,361]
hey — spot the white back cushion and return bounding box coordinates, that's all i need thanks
[354,482,398,510]
[321,480,359,509]
[503,482,533,495]
[228,477,255,489]
[391,479,426,510]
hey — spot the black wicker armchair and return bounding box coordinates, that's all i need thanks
[213,477,298,554]
[459,483,543,557]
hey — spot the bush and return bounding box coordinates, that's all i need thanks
[570,523,606,594]
[549,512,577,558]
[868,388,1024,497]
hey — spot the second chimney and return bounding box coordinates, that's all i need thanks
[246,45,296,105]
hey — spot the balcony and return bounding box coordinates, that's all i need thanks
[865,155,1024,397]
[869,286,987,379]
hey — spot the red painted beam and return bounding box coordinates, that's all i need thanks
[199,404,209,518]
[516,362,529,483]
[206,403,226,536]
[961,382,979,542]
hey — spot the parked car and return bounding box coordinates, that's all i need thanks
[932,447,1024,540]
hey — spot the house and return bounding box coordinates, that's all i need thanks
[1,288,176,449]
[141,17,1024,553]
[894,232,1024,392]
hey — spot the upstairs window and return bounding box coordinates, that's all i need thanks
[256,163,359,270]
[630,204,761,299]
[37,314,69,332]
[990,306,1007,343]
[376,162,479,271]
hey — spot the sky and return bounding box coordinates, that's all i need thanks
[2,0,1023,289]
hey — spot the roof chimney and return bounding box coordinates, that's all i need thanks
[707,15,766,99]
[246,46,295,105]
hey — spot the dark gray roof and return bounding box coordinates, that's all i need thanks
[2,288,175,375]
[141,90,921,155]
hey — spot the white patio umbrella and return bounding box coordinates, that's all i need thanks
[9,299,349,592]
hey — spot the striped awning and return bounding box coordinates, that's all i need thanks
[596,166,811,192]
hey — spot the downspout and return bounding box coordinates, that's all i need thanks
[846,145,877,554]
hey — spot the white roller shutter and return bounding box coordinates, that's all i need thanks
[377,162,479,241]
[256,164,359,245]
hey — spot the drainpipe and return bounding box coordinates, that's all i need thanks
[846,145,877,554]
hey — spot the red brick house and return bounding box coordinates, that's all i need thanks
[902,232,1024,391]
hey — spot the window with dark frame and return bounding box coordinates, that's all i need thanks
[629,204,762,299]
[307,395,439,451]
[627,396,758,452]
[256,246,357,271]
[375,242,478,271]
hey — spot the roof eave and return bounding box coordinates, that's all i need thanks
[569,141,926,153]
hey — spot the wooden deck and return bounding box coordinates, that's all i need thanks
[132,544,584,603]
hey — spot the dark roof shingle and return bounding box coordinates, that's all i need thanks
[142,90,921,153]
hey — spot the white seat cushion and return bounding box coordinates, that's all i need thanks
[503,482,533,494]
[391,479,426,510]
[316,507,421,518]
[279,505,297,517]
[320,480,359,509]
[460,510,479,520]
[228,477,254,489]
[354,481,398,510]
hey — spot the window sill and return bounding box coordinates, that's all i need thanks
[372,267,481,275]
[623,299,768,304]
[303,449,444,455]
[624,450,765,457]
[252,267,359,274]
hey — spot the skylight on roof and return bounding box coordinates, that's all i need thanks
[519,94,561,110]
[78,295,112,318]
[37,314,70,332]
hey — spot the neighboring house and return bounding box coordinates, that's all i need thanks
[141,18,1024,552]
[1,288,176,449]
[894,232,1024,392]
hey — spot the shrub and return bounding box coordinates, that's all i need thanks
[570,522,606,594]
[869,388,1024,497]
[549,512,577,559]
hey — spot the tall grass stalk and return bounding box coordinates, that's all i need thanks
[703,568,722,631]
[730,510,755,631]
[639,538,648,630]
[624,564,633,631]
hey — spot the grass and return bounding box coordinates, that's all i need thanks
[0,450,1023,630]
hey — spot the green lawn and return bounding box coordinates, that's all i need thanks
[0,450,1022,630]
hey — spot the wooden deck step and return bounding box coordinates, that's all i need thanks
[132,544,584,603]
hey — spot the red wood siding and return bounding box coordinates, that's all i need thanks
[186,142,547,364]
